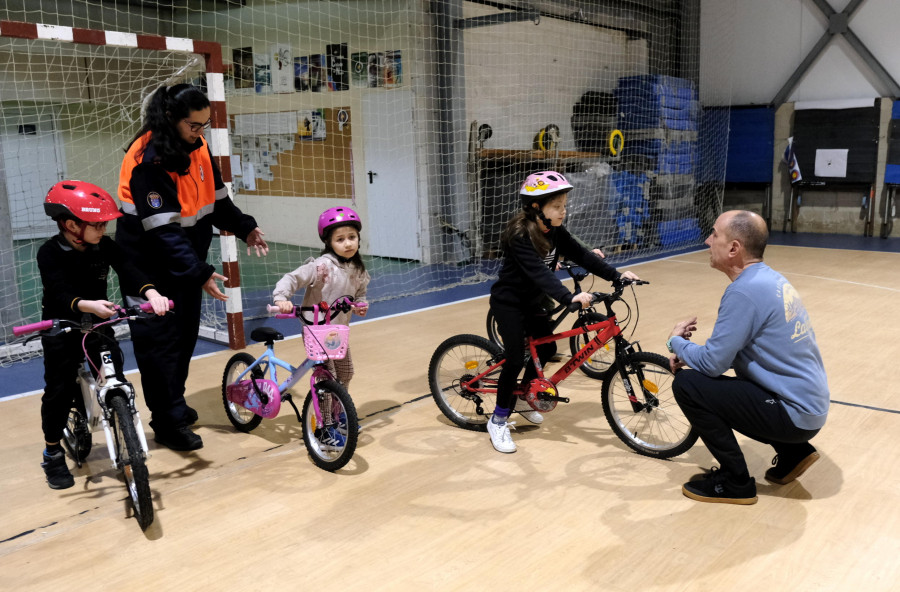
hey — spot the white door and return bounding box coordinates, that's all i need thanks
[362,90,421,260]
[1,111,65,239]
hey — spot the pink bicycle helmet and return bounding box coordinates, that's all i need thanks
[44,180,122,223]
[519,171,573,206]
[318,206,362,241]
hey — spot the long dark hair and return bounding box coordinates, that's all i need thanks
[322,225,367,273]
[500,205,551,257]
[126,84,210,173]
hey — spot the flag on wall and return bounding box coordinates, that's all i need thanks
[782,136,802,183]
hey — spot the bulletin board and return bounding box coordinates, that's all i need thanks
[231,107,353,199]
[792,105,878,185]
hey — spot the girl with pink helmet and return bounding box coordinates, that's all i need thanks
[272,206,370,387]
[486,171,641,453]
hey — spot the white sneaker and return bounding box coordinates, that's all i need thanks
[515,396,544,424]
[486,416,517,453]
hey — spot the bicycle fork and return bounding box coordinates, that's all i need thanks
[612,340,657,414]
[94,351,150,470]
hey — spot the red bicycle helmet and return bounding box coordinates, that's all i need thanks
[519,171,573,206]
[317,206,361,242]
[44,180,122,223]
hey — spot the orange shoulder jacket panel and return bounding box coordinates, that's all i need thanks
[118,131,217,220]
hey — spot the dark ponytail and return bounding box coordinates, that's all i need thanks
[125,84,210,174]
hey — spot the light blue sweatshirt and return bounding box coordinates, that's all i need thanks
[671,263,829,430]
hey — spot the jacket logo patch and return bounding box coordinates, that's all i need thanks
[199,164,205,182]
[147,192,163,209]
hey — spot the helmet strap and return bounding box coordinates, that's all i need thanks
[59,219,87,246]
[527,203,553,232]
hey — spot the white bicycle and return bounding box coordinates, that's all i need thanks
[14,302,170,531]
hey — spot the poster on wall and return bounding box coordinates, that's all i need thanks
[309,55,324,92]
[367,52,383,88]
[270,44,293,93]
[327,43,349,91]
[298,109,326,140]
[294,56,309,91]
[253,52,272,94]
[384,50,402,88]
[351,52,368,88]
[233,47,254,89]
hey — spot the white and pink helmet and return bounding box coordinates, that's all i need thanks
[519,171,573,206]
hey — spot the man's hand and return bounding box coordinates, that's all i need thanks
[669,316,698,340]
[669,353,686,373]
[246,227,269,257]
[203,272,229,301]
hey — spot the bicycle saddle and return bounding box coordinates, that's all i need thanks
[250,327,284,344]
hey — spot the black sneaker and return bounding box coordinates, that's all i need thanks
[41,450,75,490]
[154,426,203,451]
[765,444,819,485]
[185,406,199,426]
[682,468,758,505]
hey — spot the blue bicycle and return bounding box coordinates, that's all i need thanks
[221,297,364,471]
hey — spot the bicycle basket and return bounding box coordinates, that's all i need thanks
[303,324,350,361]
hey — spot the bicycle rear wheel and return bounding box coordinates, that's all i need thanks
[429,334,503,431]
[301,379,358,471]
[108,392,153,530]
[222,352,265,432]
[601,351,698,459]
[569,312,614,379]
[62,405,92,465]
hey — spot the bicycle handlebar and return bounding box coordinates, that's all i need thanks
[267,297,368,323]
[12,300,175,337]
[566,278,649,312]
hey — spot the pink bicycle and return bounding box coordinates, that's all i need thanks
[222,296,365,471]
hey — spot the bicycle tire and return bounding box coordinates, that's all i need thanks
[429,334,503,431]
[569,311,614,379]
[485,309,503,349]
[222,352,265,432]
[601,351,698,459]
[108,393,153,530]
[62,406,93,464]
[301,379,358,471]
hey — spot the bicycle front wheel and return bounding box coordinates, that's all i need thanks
[428,334,503,431]
[301,379,358,471]
[108,393,153,530]
[569,312,614,379]
[222,352,265,432]
[601,352,698,459]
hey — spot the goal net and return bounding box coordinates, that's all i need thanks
[1,1,734,366]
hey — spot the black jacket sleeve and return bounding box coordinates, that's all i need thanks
[206,146,258,241]
[556,226,621,282]
[98,237,156,298]
[508,234,575,306]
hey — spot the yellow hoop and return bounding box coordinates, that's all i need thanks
[609,129,624,156]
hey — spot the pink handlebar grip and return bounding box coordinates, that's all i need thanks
[13,319,54,337]
[139,299,175,312]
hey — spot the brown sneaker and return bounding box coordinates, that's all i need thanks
[765,447,820,485]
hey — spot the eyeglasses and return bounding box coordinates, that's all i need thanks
[183,118,211,132]
[85,221,109,230]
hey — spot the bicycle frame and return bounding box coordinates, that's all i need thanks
[76,348,150,471]
[464,314,621,395]
[230,343,336,424]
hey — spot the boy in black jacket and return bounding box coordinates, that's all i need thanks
[37,181,168,489]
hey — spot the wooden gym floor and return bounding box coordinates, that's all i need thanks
[1,244,898,591]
